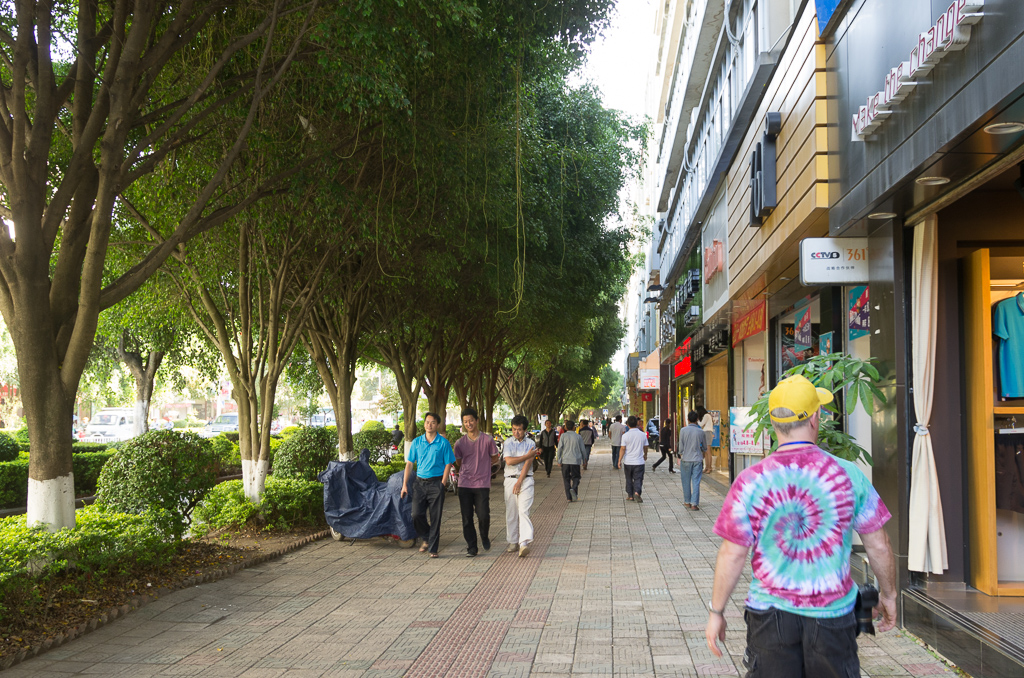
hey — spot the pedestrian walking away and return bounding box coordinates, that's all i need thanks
[453,407,500,557]
[677,411,706,509]
[401,412,455,557]
[620,416,648,502]
[537,419,558,477]
[503,415,539,557]
[697,405,715,473]
[705,375,898,677]
[652,416,674,473]
[608,415,626,469]
[579,419,596,470]
[391,423,404,449]
[556,419,585,501]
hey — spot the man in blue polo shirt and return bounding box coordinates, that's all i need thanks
[401,412,455,557]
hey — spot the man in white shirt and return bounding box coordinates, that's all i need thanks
[503,415,540,557]
[620,415,648,503]
[608,415,627,469]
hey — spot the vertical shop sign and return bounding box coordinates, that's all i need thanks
[849,285,870,340]
[794,307,813,351]
[732,301,766,347]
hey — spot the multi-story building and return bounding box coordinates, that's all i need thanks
[628,0,1024,672]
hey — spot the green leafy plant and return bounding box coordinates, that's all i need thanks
[94,431,218,538]
[192,477,324,533]
[747,352,886,466]
[0,505,178,622]
[352,428,395,464]
[360,419,384,432]
[0,432,17,462]
[370,460,407,481]
[273,426,337,481]
[71,441,109,454]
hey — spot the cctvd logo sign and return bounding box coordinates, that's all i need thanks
[810,251,840,260]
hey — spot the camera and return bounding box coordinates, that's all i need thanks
[854,584,879,636]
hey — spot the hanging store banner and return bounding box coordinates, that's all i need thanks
[794,307,813,351]
[732,301,766,347]
[849,285,870,340]
[800,238,869,284]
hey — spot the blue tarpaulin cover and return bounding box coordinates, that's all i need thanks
[318,450,415,540]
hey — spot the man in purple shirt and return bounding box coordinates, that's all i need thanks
[453,407,500,557]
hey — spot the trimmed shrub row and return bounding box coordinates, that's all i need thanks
[0,451,115,509]
[192,477,324,533]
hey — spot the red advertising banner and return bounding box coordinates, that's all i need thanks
[673,357,692,379]
[732,301,766,347]
[641,393,654,402]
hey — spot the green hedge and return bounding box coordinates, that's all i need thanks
[369,460,406,482]
[72,442,109,454]
[0,433,17,462]
[0,451,115,509]
[0,506,178,623]
[352,428,394,464]
[273,427,336,481]
[192,477,324,533]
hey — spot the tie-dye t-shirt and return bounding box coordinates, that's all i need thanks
[713,443,890,618]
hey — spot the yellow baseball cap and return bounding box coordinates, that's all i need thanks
[768,375,834,423]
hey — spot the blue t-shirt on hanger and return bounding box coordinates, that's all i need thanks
[994,293,1024,399]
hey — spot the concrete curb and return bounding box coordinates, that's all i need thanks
[0,528,330,672]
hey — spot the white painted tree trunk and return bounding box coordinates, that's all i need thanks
[132,398,149,437]
[241,458,269,503]
[27,474,76,531]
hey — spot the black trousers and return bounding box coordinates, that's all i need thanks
[457,486,490,554]
[652,445,674,471]
[411,476,445,554]
[624,463,645,497]
[561,464,581,499]
[539,446,555,475]
[742,607,859,678]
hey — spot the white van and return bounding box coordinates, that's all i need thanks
[84,408,136,442]
[201,413,239,438]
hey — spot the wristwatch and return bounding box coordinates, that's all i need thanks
[708,602,725,616]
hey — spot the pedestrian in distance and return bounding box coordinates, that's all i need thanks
[453,407,500,558]
[401,412,455,558]
[391,423,404,449]
[705,375,898,677]
[579,419,596,470]
[652,417,675,473]
[620,415,648,503]
[556,419,585,501]
[537,419,558,477]
[697,406,715,473]
[503,415,539,557]
[677,411,706,509]
[608,415,626,469]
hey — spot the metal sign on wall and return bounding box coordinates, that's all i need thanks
[799,238,869,285]
[639,369,660,390]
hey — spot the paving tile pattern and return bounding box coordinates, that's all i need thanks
[9,440,957,677]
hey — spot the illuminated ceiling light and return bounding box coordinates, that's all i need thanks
[915,176,950,186]
[868,211,898,219]
[984,121,1024,135]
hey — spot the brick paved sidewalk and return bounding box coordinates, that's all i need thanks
[11,439,957,677]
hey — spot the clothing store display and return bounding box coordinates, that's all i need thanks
[995,433,1024,515]
[994,293,1024,398]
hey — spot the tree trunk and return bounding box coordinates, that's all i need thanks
[116,333,164,437]
[22,359,77,530]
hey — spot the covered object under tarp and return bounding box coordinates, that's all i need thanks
[318,450,415,541]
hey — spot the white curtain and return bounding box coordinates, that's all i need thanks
[908,214,948,574]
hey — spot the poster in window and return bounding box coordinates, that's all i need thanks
[794,307,813,351]
[848,285,870,340]
[781,322,820,371]
[819,331,833,355]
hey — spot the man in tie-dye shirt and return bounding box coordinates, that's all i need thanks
[704,375,897,677]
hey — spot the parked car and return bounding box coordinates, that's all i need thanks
[201,413,239,438]
[83,408,136,442]
[310,408,336,427]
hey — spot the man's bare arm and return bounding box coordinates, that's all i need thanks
[705,539,750,657]
[860,527,898,632]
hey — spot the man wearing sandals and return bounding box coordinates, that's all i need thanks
[503,415,540,557]
[401,412,455,557]
[454,407,500,558]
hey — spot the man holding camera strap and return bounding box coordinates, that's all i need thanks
[705,375,898,677]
